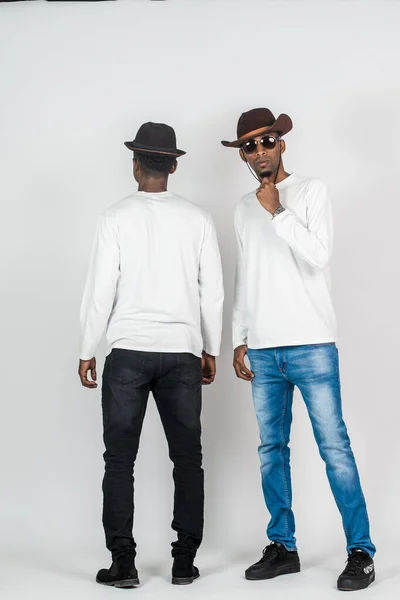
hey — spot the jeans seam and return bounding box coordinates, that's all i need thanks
[280,383,291,537]
[335,349,340,381]
[274,348,291,382]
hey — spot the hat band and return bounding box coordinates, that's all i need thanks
[130,140,178,153]
[237,124,279,144]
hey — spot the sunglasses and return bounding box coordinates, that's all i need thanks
[241,135,281,154]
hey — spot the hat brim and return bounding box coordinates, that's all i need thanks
[221,114,293,148]
[124,141,186,157]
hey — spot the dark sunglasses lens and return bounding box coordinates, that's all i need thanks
[261,136,277,150]
[242,140,257,154]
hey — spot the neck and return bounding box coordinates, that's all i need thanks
[260,162,289,185]
[138,176,168,193]
[274,165,290,185]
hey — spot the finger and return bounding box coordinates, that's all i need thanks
[233,362,251,381]
[234,361,254,380]
[80,375,98,389]
[202,366,215,384]
[237,359,254,378]
[236,370,253,381]
[202,368,215,382]
[241,371,254,380]
[205,373,215,383]
[79,368,98,389]
[91,366,97,382]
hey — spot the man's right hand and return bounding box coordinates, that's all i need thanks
[233,345,254,381]
[79,357,98,389]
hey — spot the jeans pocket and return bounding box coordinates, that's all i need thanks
[108,349,146,384]
[170,354,202,386]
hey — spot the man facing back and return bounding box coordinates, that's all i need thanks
[79,122,224,588]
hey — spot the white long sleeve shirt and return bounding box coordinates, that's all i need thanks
[80,191,224,360]
[233,174,337,350]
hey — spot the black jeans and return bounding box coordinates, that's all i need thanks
[101,349,203,560]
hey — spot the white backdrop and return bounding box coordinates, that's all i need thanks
[1,1,400,598]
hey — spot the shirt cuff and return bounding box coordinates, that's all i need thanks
[233,337,248,349]
[271,206,292,224]
[203,344,220,357]
[80,354,95,361]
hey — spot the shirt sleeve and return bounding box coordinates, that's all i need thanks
[79,211,120,360]
[198,215,224,356]
[271,179,334,269]
[232,207,248,349]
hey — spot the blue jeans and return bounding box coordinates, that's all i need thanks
[247,343,375,557]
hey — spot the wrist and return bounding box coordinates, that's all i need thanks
[271,204,285,219]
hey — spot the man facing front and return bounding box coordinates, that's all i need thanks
[79,122,224,588]
[222,108,375,591]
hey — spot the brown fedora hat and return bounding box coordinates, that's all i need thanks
[221,108,292,148]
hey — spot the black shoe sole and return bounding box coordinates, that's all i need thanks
[337,572,375,591]
[96,577,140,588]
[245,563,301,581]
[172,572,200,585]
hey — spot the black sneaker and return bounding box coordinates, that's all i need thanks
[96,553,140,588]
[245,542,301,580]
[337,549,375,591]
[172,554,200,585]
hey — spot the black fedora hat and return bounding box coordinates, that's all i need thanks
[124,122,186,157]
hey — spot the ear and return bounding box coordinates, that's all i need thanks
[239,149,247,162]
[280,139,286,155]
[170,160,178,175]
[133,158,140,179]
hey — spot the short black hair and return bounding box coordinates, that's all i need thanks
[134,151,176,176]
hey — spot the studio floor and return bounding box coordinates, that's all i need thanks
[1,546,399,600]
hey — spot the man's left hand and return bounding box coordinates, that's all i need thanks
[256,177,281,215]
[201,352,216,385]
